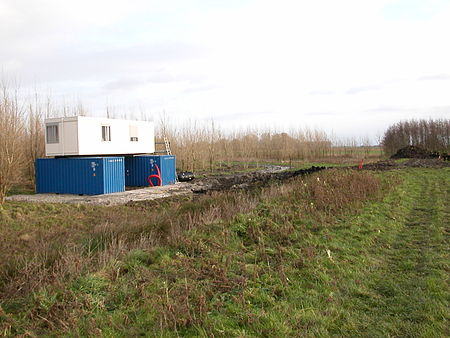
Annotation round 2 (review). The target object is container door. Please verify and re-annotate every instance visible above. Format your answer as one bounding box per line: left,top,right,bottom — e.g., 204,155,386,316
103,157,125,194
161,156,176,185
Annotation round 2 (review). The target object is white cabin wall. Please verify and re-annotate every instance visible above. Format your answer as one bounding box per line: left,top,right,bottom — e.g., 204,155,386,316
61,121,79,155
134,121,155,154
76,117,155,155
45,120,62,156
45,116,155,156
45,117,79,156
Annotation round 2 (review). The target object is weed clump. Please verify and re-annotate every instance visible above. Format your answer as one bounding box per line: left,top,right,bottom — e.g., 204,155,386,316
302,169,381,213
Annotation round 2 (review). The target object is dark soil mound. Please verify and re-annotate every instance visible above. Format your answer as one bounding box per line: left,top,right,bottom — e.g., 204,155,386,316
402,158,450,168
356,158,449,171
391,145,435,159
191,166,326,193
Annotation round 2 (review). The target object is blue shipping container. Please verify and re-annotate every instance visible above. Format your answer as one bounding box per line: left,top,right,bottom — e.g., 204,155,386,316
125,155,176,187
36,157,125,195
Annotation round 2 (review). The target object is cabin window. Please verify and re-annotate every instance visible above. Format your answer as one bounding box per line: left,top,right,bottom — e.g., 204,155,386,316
102,125,111,141
129,125,138,142
46,124,59,144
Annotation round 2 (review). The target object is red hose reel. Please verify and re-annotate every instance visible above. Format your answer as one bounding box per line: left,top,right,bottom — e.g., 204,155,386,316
147,164,162,186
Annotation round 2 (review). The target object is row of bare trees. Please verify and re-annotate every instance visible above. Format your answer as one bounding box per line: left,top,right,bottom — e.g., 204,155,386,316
160,123,334,171
382,119,450,156
156,119,381,172
0,85,379,203
0,86,47,203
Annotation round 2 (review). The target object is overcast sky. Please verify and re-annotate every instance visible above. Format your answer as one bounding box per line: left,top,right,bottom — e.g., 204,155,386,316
1,0,450,141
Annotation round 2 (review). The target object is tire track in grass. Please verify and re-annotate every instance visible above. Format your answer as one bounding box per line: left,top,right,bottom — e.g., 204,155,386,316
370,169,449,337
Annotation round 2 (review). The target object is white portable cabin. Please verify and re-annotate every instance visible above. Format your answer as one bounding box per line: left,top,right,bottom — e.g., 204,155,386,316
45,116,155,157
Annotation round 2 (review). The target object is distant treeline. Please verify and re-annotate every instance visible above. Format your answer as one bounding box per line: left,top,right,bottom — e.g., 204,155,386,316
158,121,376,172
382,119,450,156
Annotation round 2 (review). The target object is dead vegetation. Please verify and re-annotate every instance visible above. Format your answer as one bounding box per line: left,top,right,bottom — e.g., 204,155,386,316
0,168,387,335
0,84,48,204
0,169,380,301
0,86,26,203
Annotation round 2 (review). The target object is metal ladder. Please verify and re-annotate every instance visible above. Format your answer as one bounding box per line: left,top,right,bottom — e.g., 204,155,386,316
154,135,172,155
164,135,172,155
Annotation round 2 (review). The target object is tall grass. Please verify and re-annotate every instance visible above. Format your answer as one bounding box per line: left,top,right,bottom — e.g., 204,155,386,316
0,169,383,333
3,170,380,292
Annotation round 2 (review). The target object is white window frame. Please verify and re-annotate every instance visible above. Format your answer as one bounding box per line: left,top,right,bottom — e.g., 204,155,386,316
102,125,111,142
46,124,59,144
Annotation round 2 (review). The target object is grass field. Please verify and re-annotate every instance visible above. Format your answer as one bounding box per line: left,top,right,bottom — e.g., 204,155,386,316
0,167,448,336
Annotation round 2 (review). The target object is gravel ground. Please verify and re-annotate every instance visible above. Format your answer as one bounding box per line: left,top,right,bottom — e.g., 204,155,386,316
6,182,194,205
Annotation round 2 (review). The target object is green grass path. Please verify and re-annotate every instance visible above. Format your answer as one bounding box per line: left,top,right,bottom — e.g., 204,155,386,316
376,170,449,336
330,168,449,337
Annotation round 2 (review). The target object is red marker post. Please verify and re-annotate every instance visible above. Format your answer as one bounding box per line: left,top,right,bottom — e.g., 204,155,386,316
358,159,364,169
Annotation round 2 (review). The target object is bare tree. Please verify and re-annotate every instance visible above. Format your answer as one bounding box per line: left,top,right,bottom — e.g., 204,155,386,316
0,85,26,204
25,93,45,184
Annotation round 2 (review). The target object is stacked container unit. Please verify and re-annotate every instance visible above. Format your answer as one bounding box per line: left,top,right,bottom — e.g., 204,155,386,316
125,155,176,187
35,117,178,196
36,157,125,195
